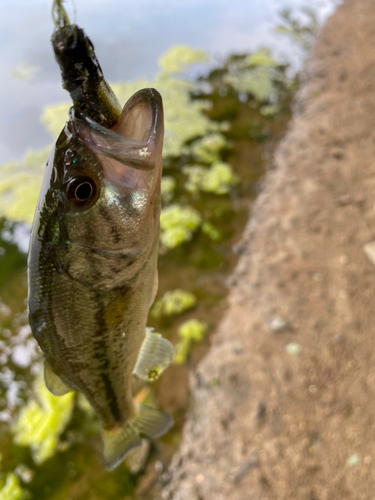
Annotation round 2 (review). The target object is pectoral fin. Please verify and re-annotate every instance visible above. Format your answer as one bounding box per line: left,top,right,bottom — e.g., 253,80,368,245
102,403,174,471
133,328,174,382
44,362,72,396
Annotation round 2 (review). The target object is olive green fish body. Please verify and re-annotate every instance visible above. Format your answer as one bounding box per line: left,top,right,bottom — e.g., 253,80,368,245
28,89,165,433
29,20,173,469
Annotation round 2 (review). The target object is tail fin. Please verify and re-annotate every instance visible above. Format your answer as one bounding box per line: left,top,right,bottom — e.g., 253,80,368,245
102,404,174,471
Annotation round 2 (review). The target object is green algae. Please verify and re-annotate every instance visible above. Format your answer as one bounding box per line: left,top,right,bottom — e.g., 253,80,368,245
158,45,209,74
161,176,176,204
0,45,226,225
190,133,229,164
201,221,222,241
260,103,281,117
151,289,197,319
160,205,202,249
0,473,30,500
183,162,238,195
174,320,208,365
113,77,219,159
41,45,220,161
12,375,74,465
245,49,279,68
224,66,279,102
0,147,50,225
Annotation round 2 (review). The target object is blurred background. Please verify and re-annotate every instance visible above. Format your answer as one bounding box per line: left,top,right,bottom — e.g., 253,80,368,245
0,1,337,499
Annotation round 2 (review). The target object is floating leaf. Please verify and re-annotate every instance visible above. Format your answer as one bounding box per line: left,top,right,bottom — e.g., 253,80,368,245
201,221,222,241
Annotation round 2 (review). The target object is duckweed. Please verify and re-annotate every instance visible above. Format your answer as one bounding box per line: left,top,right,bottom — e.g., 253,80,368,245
12,375,74,464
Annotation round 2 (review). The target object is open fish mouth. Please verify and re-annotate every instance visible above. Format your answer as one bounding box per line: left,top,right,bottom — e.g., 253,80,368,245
70,88,164,190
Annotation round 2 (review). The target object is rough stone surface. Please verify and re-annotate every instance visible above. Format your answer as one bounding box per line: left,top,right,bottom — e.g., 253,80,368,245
163,1,375,498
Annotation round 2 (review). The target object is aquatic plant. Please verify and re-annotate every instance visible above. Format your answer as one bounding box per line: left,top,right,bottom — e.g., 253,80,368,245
201,221,222,241
183,162,238,195
260,103,281,117
12,374,74,464
151,289,197,319
224,66,279,102
245,48,279,67
158,45,208,74
0,46,226,226
190,133,229,164
0,473,30,500
113,76,219,159
159,204,202,249
161,176,176,204
41,46,219,161
174,319,208,364
0,148,49,225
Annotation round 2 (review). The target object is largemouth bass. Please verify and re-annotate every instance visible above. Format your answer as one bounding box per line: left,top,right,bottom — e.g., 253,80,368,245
28,15,174,471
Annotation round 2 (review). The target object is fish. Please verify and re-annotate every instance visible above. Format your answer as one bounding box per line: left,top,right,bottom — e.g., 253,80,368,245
28,16,174,471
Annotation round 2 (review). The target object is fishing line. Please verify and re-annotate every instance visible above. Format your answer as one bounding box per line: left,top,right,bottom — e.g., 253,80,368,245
51,0,77,38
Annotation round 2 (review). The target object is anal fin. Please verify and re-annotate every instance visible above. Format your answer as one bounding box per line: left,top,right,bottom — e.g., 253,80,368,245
133,328,174,382
102,404,174,471
44,361,72,396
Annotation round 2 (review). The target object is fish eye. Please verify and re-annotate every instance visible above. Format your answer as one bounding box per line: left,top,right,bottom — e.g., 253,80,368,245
66,176,99,208
75,181,93,200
